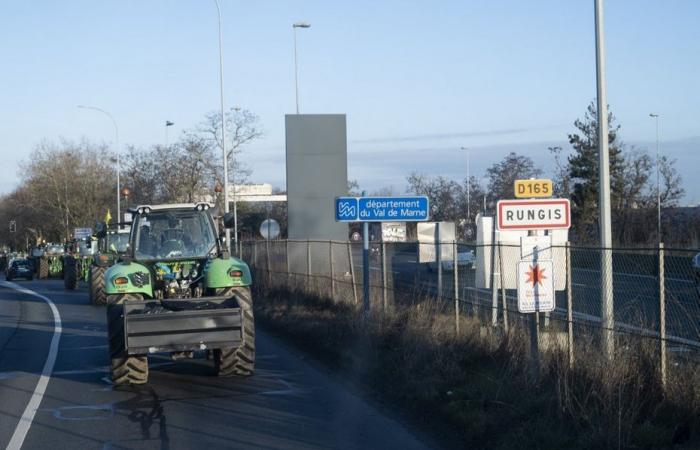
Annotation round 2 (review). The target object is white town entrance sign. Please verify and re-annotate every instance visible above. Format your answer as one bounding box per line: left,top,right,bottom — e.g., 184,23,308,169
496,199,571,231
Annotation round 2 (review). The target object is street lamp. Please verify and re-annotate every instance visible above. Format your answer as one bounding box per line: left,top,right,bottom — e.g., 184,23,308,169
77,105,120,221
649,113,661,242
213,0,234,251
165,120,174,147
293,22,311,114
460,146,470,223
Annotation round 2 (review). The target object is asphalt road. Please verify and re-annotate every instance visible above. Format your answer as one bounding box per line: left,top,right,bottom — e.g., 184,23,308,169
0,279,435,450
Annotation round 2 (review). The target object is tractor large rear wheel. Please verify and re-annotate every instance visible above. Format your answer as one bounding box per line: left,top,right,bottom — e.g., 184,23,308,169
214,287,255,377
63,258,77,290
107,293,148,385
38,258,48,279
89,266,107,305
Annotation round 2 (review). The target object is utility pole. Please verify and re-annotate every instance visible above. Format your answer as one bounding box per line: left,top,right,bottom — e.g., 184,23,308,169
595,0,614,359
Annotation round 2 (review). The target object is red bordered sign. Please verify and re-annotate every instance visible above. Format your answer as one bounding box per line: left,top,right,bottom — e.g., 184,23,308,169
497,199,571,230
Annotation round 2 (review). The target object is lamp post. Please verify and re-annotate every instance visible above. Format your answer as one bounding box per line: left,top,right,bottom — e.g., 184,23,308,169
78,105,120,221
594,0,614,359
165,120,174,147
649,113,661,242
460,146,470,223
293,22,311,114
213,0,234,251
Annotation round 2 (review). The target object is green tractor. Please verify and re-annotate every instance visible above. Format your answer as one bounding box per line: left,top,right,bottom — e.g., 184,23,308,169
88,222,131,305
37,243,65,279
102,203,254,385
64,237,98,290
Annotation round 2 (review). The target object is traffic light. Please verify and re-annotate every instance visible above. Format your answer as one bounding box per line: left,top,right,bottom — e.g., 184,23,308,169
9,221,16,233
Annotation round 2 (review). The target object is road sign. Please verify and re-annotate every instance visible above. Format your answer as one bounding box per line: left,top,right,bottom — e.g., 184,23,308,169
74,228,92,239
335,196,429,222
514,179,553,198
497,199,570,230
259,219,280,240
517,260,555,313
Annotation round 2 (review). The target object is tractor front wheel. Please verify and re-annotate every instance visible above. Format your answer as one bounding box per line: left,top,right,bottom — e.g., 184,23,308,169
38,258,49,279
64,258,77,290
89,266,107,305
107,293,148,384
214,287,255,377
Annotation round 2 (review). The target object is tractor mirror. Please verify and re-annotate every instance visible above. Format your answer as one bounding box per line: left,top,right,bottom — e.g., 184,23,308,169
94,221,107,238
223,212,235,229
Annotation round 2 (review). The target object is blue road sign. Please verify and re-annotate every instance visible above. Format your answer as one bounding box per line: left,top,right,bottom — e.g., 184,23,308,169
335,196,429,222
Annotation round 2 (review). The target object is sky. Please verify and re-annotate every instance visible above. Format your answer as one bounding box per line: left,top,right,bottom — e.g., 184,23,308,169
1,1,699,203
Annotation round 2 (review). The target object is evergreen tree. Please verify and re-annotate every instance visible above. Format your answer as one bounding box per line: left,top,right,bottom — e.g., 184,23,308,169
567,101,626,241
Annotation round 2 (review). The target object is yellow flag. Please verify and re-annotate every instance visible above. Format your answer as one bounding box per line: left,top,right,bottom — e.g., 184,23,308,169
105,209,112,224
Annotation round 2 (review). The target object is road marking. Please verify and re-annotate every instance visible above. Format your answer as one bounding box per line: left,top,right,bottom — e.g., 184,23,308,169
3,282,62,450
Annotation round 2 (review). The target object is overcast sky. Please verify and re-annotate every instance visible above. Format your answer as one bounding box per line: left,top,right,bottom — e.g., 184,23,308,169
1,1,698,203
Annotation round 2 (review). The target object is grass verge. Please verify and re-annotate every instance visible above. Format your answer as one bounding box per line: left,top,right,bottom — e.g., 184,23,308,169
254,282,700,450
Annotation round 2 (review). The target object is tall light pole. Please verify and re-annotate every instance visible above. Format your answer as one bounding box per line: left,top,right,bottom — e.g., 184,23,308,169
594,0,614,359
165,120,174,147
293,22,311,114
649,113,661,242
213,0,234,251
460,146,470,222
78,105,120,221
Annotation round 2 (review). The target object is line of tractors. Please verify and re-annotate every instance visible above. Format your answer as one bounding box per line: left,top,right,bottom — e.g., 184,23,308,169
14,203,254,386
23,223,130,305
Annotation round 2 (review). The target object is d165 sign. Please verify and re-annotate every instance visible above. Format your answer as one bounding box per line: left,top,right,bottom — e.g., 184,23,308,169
514,179,553,198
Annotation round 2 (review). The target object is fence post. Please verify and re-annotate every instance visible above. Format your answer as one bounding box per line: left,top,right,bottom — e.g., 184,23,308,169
329,241,335,301
490,227,499,327
453,240,460,334
566,241,574,367
498,241,509,333
306,240,311,294
286,240,291,289
266,238,271,287
437,223,443,300
348,241,358,305
659,242,667,389
381,241,388,311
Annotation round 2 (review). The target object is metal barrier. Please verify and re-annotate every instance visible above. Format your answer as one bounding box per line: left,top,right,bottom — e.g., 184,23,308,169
241,239,700,383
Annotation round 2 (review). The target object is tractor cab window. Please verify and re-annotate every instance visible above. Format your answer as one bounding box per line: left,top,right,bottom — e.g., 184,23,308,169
134,210,216,260
105,233,129,254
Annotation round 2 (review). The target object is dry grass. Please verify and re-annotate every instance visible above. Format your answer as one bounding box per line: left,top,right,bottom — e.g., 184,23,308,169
254,281,700,449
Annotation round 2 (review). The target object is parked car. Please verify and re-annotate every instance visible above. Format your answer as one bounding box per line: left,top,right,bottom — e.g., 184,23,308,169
428,250,476,272
6,258,33,281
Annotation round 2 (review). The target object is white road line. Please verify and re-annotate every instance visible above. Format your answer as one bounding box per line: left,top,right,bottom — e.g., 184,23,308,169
3,282,62,450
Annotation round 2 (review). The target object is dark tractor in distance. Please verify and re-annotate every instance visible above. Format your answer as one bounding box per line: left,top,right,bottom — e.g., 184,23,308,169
103,203,254,385
63,237,98,290
87,222,130,305
37,243,64,279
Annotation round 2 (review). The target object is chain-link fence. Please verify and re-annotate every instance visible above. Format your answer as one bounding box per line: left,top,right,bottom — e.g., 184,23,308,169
240,239,700,379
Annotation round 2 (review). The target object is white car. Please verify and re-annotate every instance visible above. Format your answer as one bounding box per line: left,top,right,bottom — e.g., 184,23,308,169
428,250,476,271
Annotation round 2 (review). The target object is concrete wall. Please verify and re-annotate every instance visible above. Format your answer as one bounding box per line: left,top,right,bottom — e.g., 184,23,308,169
285,114,349,273
285,114,348,241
